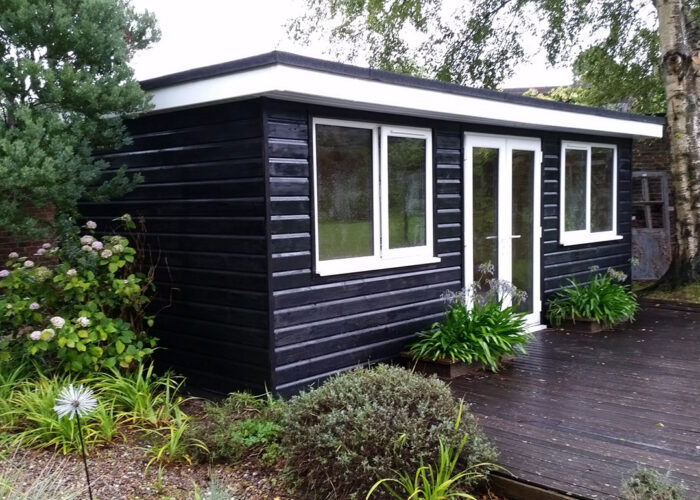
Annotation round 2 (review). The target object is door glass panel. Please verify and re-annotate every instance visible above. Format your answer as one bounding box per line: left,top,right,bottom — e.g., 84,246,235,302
512,150,534,314
387,136,427,248
590,146,614,232
472,147,499,280
564,149,587,231
316,124,374,260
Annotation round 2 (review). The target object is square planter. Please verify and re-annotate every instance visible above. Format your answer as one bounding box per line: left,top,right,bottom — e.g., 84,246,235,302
400,352,512,380
556,317,612,333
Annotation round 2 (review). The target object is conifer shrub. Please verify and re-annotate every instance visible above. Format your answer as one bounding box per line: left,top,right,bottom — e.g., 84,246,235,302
281,364,497,499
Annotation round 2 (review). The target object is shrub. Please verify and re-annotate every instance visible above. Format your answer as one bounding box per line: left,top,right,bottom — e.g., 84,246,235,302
282,364,498,499
547,267,638,326
0,217,156,374
409,262,531,371
621,468,685,500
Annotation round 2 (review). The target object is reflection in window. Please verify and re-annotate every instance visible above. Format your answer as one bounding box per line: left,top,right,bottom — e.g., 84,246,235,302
564,149,587,231
388,136,426,249
591,147,614,232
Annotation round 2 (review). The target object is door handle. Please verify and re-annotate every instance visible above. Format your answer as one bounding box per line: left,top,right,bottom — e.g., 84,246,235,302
485,235,498,240
511,235,521,239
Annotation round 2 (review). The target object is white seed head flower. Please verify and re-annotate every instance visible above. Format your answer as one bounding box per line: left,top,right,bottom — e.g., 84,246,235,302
85,220,97,230
0,270,9,278
66,268,77,277
29,302,40,310
49,316,65,329
42,243,52,249
91,241,103,251
80,235,95,245
23,260,35,269
8,252,19,259
35,248,46,256
81,245,93,252
41,328,55,341
100,249,112,259
54,384,97,420
77,316,91,328
29,330,42,341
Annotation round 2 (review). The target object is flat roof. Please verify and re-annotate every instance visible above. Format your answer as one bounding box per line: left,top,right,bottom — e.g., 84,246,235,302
140,51,664,139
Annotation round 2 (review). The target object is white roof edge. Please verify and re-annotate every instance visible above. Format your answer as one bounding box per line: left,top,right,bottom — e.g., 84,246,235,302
148,64,664,139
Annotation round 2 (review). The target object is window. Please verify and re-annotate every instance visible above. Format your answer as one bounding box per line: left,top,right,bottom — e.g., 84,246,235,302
313,118,437,275
560,142,620,245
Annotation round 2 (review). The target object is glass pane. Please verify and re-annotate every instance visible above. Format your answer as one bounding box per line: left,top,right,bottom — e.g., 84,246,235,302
316,124,373,261
473,147,499,280
388,136,427,249
512,150,534,314
591,147,614,232
564,149,587,231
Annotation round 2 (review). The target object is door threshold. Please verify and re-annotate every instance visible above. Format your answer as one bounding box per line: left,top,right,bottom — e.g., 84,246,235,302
526,323,548,333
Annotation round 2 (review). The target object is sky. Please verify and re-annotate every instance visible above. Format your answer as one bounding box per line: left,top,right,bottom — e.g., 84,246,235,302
128,0,574,89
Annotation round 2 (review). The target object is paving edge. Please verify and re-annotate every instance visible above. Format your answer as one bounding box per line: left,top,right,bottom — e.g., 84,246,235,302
639,298,700,313
490,474,587,500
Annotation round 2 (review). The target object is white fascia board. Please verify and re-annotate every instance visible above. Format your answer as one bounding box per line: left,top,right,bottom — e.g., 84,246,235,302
149,65,664,139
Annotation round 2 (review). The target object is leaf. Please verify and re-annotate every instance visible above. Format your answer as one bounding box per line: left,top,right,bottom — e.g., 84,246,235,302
116,340,125,354
108,262,119,273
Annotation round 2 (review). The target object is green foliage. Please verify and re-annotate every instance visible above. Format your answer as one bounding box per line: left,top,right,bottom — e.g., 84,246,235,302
189,391,285,465
282,364,497,499
409,265,531,372
621,468,685,500
145,411,208,467
0,220,156,374
0,0,160,238
547,267,639,326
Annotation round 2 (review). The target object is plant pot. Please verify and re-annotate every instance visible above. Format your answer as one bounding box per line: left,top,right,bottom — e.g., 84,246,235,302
399,352,513,379
555,317,612,333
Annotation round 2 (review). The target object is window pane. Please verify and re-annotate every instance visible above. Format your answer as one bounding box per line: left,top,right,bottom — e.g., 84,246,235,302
564,149,587,231
591,147,614,232
512,150,534,314
388,136,427,249
316,124,373,261
473,147,499,280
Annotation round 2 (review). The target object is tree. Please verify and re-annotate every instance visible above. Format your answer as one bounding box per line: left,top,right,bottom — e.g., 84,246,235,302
290,0,700,284
0,0,159,240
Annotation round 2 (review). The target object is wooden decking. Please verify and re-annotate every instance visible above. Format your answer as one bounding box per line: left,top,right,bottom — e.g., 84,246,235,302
452,306,700,499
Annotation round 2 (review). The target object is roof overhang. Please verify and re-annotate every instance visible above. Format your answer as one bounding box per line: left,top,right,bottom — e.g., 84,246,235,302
143,54,664,139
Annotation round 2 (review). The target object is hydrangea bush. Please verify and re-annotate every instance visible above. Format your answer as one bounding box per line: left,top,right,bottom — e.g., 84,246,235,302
0,218,156,374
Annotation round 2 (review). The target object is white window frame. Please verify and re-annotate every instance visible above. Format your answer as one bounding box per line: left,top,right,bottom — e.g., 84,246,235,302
560,141,621,246
312,118,438,276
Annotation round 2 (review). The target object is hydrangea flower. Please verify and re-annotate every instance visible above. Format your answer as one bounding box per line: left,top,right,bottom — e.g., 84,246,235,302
91,241,103,251
53,384,97,420
77,316,91,328
29,330,42,341
23,260,34,268
41,328,55,341
42,243,52,249
0,270,9,278
100,249,112,259
66,268,77,277
50,316,65,329
29,302,40,310
35,248,46,256
81,245,93,252
112,244,124,254
8,252,19,259
85,220,97,230
80,235,95,245
5,304,12,309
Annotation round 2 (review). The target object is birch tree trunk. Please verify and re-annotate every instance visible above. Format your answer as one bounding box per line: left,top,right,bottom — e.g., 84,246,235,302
654,0,700,284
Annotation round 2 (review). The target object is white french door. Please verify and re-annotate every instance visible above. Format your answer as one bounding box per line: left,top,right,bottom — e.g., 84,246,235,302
464,134,542,326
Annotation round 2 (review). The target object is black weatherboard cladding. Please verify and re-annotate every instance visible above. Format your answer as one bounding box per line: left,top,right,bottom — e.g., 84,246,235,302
80,99,271,395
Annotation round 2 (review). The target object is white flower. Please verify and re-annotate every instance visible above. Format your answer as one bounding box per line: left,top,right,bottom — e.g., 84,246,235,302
53,384,97,420
35,248,46,256
42,243,52,249
80,235,95,245
100,249,112,259
85,220,97,230
29,302,40,310
77,316,91,328
112,244,124,254
5,304,12,309
81,245,93,252
123,279,129,284
29,330,42,341
0,270,9,278
49,316,65,329
91,241,103,251
23,260,35,269
66,268,77,277
41,328,55,341
8,252,19,259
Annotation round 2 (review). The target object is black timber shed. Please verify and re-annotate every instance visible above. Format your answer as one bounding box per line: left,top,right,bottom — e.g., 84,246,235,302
82,52,664,396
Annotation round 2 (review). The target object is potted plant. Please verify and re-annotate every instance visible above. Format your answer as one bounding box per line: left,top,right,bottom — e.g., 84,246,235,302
546,267,638,332
404,263,532,379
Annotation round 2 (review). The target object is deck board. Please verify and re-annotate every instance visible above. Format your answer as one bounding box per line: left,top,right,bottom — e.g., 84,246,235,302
452,307,700,499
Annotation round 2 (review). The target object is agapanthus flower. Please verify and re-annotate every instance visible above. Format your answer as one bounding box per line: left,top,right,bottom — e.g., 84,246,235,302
100,249,112,259
23,260,34,268
0,270,9,278
42,243,52,250
81,245,93,252
77,316,91,328
29,330,42,341
8,252,19,259
29,302,40,310
66,268,77,277
85,220,97,230
50,316,66,329
35,248,46,256
91,241,103,251
53,384,97,420
41,328,55,341
80,235,95,245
